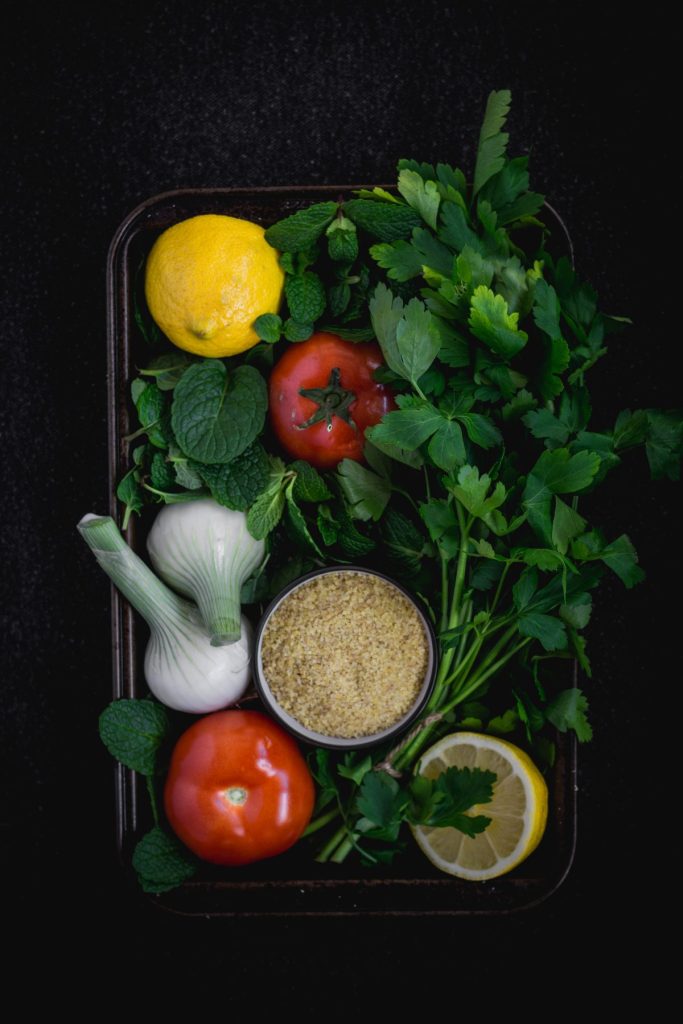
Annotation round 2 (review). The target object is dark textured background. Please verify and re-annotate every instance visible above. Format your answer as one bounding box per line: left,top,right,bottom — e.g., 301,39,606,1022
2,0,679,979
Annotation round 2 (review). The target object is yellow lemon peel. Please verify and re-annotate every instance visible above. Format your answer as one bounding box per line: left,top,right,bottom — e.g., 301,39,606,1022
411,731,548,881
145,214,284,358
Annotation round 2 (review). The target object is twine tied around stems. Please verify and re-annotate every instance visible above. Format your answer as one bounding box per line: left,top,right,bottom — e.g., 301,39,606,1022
373,713,445,778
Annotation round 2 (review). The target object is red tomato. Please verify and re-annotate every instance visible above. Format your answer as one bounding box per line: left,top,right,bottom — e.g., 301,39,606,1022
268,331,395,469
164,711,315,866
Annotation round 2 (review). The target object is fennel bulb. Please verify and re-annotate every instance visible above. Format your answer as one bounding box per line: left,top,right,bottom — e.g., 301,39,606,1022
78,514,252,713
146,499,265,646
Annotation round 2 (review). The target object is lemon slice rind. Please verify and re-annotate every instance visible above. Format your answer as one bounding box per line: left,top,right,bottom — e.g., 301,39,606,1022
411,731,548,882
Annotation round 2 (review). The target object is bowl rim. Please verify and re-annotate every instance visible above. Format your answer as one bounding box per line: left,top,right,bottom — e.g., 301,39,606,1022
253,564,439,750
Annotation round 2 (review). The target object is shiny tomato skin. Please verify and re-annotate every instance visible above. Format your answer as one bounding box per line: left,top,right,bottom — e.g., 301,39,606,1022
163,710,315,866
269,331,395,469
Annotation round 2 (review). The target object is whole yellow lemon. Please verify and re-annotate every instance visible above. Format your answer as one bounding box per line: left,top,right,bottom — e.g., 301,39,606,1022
145,214,284,358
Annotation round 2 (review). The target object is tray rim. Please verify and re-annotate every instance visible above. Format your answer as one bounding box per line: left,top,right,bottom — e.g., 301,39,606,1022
105,184,578,916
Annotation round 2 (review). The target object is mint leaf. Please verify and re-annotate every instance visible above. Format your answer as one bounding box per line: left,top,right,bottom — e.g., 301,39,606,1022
135,382,168,449
337,459,391,521
397,168,440,229
116,468,144,528
172,361,267,464
99,699,169,776
546,688,593,742
174,458,204,491
150,452,176,491
326,215,359,262
253,313,282,343
264,201,338,252
132,827,197,893
139,352,193,391
246,464,287,539
284,318,314,342
285,272,326,323
381,507,428,575
344,198,421,241
291,460,332,503
285,480,324,557
197,442,270,511
473,89,511,196
469,285,528,358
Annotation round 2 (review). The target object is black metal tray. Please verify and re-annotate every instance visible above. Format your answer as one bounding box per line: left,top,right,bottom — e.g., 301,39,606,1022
106,185,577,915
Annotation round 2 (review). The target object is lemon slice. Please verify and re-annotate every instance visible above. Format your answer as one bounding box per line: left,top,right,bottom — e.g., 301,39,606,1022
411,731,548,881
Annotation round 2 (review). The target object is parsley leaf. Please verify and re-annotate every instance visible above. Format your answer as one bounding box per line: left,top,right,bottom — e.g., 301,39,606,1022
397,168,441,230
469,285,528,358
395,298,442,386
473,89,511,196
337,459,391,521
367,404,444,451
545,688,593,742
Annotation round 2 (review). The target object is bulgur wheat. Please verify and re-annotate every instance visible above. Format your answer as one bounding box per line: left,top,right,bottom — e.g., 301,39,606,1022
260,571,429,738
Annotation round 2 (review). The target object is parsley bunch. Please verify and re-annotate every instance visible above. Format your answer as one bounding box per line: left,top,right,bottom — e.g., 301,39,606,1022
257,90,682,865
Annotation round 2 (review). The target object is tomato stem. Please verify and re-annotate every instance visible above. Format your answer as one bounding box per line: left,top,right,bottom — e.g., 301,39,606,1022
297,368,357,432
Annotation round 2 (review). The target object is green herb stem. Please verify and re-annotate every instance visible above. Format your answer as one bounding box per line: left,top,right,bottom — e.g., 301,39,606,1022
146,773,160,827
315,824,347,863
302,807,340,838
330,836,355,863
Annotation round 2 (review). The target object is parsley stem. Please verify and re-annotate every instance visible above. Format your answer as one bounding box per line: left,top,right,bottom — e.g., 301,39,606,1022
330,836,355,863
444,638,532,709
446,620,518,693
315,824,347,863
440,554,449,633
392,486,420,513
303,807,340,838
490,561,511,616
146,774,160,828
